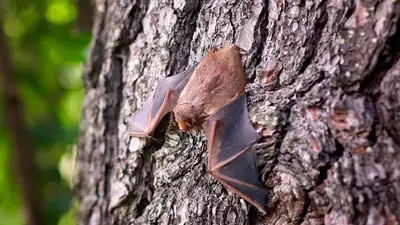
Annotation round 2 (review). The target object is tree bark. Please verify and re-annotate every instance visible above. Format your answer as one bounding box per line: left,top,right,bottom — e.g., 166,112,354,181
76,0,400,224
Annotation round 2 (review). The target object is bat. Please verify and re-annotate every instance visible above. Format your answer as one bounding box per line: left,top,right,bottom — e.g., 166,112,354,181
127,44,267,213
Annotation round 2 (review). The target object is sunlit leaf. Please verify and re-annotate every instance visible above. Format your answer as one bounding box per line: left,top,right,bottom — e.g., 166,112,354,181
0,136,23,225
58,145,76,188
59,64,83,89
59,89,84,127
46,1,77,25
19,83,50,124
4,18,25,38
20,6,40,31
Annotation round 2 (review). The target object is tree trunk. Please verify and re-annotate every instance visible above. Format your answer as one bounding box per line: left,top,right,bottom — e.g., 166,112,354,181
76,0,400,224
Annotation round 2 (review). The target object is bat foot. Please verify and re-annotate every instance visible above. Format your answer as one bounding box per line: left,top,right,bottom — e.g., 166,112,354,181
254,124,275,137
207,167,214,176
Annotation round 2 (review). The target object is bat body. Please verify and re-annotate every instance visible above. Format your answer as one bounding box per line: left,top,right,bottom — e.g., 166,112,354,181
174,45,247,131
127,44,266,213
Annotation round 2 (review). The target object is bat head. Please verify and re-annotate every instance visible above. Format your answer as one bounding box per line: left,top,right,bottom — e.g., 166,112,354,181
173,103,205,132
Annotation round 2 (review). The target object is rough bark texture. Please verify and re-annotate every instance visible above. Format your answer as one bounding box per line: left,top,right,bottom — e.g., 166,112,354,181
76,0,400,224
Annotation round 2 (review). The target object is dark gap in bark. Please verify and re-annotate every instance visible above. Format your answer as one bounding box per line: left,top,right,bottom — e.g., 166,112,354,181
367,115,378,146
221,185,229,195
228,9,236,43
296,71,325,98
166,1,201,76
84,40,104,90
333,139,345,160
314,139,345,185
83,0,110,90
118,0,149,46
274,102,295,152
110,57,124,116
136,196,150,219
102,56,124,224
101,163,113,223
317,157,331,184
298,5,328,75
247,3,269,83
249,205,273,225
346,1,356,20
248,206,259,224
313,139,345,188
298,194,311,225
360,19,400,96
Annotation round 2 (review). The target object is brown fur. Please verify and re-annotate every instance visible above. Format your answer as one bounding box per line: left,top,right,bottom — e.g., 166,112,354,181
173,44,246,131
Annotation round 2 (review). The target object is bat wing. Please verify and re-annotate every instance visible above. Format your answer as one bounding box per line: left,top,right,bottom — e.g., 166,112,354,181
127,65,197,137
203,94,267,213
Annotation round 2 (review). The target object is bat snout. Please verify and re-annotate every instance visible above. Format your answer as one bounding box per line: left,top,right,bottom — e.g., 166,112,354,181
176,118,203,132
177,120,191,132
178,125,189,132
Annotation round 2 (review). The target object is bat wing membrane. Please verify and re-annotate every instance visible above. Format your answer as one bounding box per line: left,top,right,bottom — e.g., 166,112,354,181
203,94,266,213
127,65,197,137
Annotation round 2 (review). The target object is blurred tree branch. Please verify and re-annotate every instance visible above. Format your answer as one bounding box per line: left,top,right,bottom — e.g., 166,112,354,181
76,0,94,32
0,26,45,225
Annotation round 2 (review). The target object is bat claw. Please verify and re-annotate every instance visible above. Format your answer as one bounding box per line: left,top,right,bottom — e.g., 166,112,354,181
254,124,275,137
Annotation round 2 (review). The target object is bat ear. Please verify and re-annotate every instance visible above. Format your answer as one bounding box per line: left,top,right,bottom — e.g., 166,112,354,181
235,45,246,55
207,47,217,55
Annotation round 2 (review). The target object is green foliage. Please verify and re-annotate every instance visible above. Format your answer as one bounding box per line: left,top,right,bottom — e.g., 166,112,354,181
0,0,91,224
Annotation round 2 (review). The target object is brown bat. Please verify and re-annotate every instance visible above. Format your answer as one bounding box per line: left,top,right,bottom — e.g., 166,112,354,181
127,44,266,212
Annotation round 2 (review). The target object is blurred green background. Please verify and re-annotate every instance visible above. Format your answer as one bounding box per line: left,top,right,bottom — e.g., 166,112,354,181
0,0,92,224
